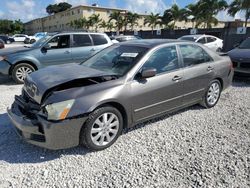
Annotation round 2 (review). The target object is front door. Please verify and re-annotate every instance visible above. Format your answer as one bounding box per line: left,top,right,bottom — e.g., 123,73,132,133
178,44,215,104
39,34,72,68
130,45,184,122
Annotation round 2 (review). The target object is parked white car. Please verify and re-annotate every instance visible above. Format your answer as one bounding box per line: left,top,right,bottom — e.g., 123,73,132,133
178,34,223,52
12,34,29,42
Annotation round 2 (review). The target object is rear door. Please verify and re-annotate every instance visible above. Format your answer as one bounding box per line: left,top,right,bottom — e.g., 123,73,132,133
130,45,184,122
71,34,95,63
178,44,215,104
38,34,72,67
205,37,218,51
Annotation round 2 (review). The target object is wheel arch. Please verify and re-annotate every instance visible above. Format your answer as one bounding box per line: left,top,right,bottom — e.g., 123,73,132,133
214,77,224,90
9,61,38,75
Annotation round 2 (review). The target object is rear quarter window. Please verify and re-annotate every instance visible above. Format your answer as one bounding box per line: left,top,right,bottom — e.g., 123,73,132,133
91,34,108,45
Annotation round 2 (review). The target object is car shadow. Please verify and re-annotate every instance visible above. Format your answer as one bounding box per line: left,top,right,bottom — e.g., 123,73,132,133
233,76,250,87
0,113,90,164
0,75,16,85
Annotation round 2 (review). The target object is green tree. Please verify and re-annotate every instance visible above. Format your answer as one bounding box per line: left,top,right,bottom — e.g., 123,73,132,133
99,21,107,31
46,2,72,14
69,17,88,30
194,0,228,28
228,0,250,27
0,19,24,34
185,3,200,28
127,12,140,31
144,13,161,34
88,14,102,32
163,4,187,29
109,11,124,33
106,22,114,32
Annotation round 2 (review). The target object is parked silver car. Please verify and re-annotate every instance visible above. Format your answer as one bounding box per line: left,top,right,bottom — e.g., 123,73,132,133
0,32,113,83
8,39,233,151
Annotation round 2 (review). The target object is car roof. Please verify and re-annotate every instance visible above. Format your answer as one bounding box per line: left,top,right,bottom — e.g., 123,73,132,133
118,39,185,48
56,32,107,35
181,34,216,38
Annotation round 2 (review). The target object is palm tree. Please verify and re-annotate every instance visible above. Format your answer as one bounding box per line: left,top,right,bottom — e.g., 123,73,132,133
69,17,88,29
163,4,187,29
109,11,124,33
99,21,107,32
144,13,161,34
106,22,114,32
127,12,140,31
88,14,102,32
228,0,250,27
185,3,200,28
195,0,228,28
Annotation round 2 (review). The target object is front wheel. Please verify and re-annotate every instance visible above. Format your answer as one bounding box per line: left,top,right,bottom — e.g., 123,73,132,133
80,106,123,151
200,80,221,108
12,63,35,84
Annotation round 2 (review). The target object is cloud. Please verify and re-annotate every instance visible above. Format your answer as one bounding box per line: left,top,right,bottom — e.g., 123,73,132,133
216,9,248,22
5,0,46,22
54,0,88,6
124,0,167,15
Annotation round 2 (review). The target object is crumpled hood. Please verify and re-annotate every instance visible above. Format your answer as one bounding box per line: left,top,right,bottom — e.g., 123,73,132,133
24,63,114,104
227,48,250,61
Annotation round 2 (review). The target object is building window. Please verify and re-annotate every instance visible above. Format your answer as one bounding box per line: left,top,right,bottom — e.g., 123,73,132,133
72,11,74,15
88,9,94,13
107,10,111,16
78,9,81,14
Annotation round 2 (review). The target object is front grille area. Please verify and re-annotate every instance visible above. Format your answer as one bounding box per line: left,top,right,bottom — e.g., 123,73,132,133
240,63,250,69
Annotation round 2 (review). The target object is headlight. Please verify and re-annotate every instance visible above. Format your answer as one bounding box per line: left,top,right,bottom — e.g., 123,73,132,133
45,99,75,120
0,56,7,61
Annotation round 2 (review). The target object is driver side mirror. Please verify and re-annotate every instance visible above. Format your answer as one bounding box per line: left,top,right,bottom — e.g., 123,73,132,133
41,43,51,53
139,67,157,79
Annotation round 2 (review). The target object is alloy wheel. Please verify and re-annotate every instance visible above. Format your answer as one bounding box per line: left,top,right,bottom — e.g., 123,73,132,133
16,66,33,82
90,113,119,146
207,82,220,106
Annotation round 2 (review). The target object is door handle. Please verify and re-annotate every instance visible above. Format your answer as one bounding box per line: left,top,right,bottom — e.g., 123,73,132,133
64,50,70,54
90,48,96,52
207,66,214,71
172,75,182,81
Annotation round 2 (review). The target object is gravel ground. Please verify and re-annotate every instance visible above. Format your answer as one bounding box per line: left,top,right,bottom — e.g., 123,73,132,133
0,75,249,188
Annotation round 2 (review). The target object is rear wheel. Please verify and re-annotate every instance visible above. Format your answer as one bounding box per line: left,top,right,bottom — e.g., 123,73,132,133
12,63,35,84
80,106,123,151
200,80,221,108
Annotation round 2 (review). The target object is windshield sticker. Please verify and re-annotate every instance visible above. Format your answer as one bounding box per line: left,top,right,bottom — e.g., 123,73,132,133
120,53,138,58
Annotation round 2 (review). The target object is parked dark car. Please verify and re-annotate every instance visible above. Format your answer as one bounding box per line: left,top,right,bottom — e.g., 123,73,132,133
0,39,5,49
111,35,142,42
227,37,250,76
0,32,113,84
8,39,233,151
0,35,14,44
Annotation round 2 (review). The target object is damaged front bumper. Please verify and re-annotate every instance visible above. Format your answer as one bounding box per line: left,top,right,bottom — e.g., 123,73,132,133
7,95,88,150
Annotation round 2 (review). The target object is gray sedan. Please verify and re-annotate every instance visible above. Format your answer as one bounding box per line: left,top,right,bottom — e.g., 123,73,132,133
8,39,233,151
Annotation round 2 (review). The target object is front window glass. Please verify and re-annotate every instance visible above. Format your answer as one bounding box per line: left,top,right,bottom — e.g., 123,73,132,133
142,46,179,74
197,37,206,44
32,35,51,48
239,38,250,49
47,35,70,49
81,45,148,76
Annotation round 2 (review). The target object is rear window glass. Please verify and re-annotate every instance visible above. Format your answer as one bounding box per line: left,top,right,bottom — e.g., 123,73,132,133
73,34,92,47
207,37,216,43
91,34,108,45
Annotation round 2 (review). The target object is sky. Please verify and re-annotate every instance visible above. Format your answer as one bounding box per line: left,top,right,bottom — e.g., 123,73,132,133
0,0,245,23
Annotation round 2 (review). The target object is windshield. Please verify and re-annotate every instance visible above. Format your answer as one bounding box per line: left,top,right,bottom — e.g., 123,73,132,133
31,35,52,48
179,36,197,42
81,45,148,76
239,38,250,49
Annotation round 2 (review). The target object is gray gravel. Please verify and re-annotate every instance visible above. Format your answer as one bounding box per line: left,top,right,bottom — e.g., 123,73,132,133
0,75,249,188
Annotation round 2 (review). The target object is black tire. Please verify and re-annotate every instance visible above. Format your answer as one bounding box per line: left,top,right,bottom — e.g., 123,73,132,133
30,39,36,44
80,106,123,151
12,63,35,84
200,80,222,108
